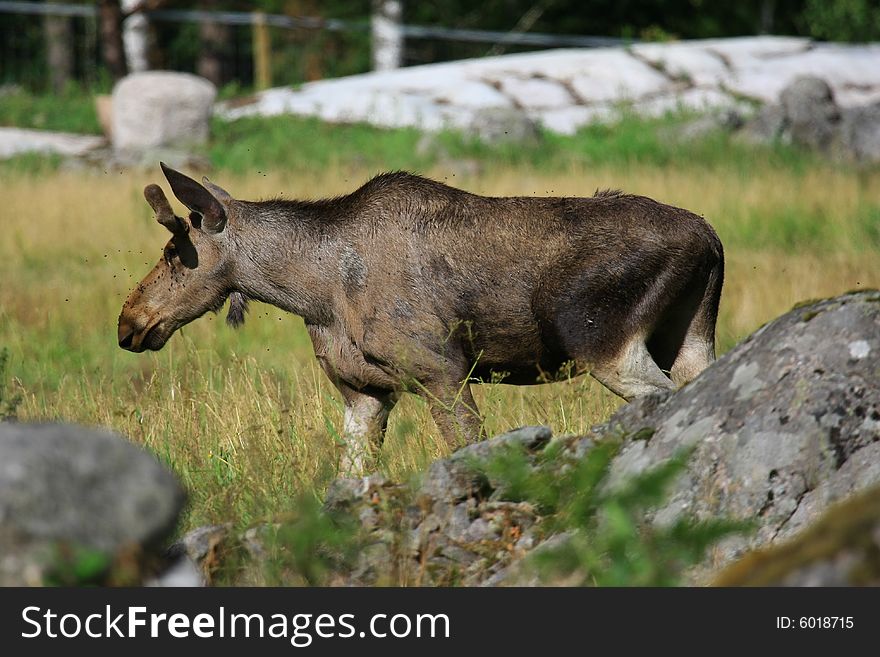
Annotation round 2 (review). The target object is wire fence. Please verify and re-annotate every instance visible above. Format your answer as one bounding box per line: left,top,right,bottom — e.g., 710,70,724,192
0,1,633,92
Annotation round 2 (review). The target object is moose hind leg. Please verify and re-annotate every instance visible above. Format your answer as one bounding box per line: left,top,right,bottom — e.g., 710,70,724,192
339,388,396,476
669,334,715,387
589,338,675,402
668,249,723,387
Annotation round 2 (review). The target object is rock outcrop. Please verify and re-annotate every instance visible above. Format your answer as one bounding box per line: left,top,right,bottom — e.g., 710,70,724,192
605,290,880,577
218,37,880,137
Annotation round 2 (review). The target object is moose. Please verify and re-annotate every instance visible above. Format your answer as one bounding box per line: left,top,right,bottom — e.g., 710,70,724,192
118,164,723,474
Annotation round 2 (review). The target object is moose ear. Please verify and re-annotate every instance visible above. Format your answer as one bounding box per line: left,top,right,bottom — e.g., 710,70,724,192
160,162,227,234
144,184,188,235
202,176,233,204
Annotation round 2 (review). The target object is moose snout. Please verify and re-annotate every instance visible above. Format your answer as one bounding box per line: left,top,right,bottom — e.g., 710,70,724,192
117,317,139,351
119,320,134,349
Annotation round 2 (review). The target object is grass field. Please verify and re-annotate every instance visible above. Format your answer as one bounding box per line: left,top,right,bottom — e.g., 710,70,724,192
1,111,879,537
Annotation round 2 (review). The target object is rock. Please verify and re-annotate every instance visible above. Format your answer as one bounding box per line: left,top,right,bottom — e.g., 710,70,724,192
606,290,880,576
533,105,616,136
112,71,216,154
241,523,280,560
167,523,231,561
779,76,841,151
736,104,786,144
639,88,743,119
737,75,880,162
0,127,105,160
663,108,746,142
630,41,731,87
497,77,574,110
564,49,672,102
467,107,542,146
325,474,390,511
712,485,880,586
218,38,880,137
431,80,511,109
0,422,185,585
165,523,231,584
146,557,205,587
419,425,552,502
837,102,880,163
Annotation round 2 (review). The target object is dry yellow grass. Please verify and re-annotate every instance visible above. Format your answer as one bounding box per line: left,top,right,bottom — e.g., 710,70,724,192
1,161,878,529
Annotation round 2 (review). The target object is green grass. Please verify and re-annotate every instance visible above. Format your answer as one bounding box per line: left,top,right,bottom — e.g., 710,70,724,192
210,114,433,174
209,110,823,177
0,86,102,134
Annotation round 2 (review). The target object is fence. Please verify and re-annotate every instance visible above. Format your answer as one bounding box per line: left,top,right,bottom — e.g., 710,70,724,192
0,1,631,92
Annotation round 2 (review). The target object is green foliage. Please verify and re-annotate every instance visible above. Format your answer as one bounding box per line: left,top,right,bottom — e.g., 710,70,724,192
0,85,102,134
0,347,23,421
43,545,111,586
804,0,880,42
477,437,751,586
263,493,361,586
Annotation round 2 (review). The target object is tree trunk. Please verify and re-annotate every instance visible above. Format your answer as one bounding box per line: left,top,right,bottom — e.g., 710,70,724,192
759,0,776,34
197,0,230,86
98,0,128,80
371,0,403,71
121,0,150,73
44,2,74,93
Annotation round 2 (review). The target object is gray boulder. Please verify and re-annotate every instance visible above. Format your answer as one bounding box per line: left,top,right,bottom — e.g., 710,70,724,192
779,76,841,151
737,104,787,144
838,102,880,163
0,423,186,585
607,290,880,576
467,107,543,146
112,71,216,155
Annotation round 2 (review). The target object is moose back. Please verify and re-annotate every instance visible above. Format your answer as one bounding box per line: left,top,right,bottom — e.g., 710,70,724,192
118,164,723,474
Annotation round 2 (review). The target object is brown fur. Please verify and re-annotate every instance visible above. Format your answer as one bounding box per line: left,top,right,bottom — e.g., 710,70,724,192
119,165,724,474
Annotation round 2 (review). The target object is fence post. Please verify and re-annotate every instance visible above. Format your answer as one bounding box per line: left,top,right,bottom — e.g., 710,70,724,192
252,12,272,90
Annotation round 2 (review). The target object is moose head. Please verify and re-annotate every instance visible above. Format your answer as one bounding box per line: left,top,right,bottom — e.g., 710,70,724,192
117,163,247,352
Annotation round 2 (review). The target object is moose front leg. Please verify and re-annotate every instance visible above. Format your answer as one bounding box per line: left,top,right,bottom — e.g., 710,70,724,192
337,383,397,476
307,324,399,475
422,378,483,449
